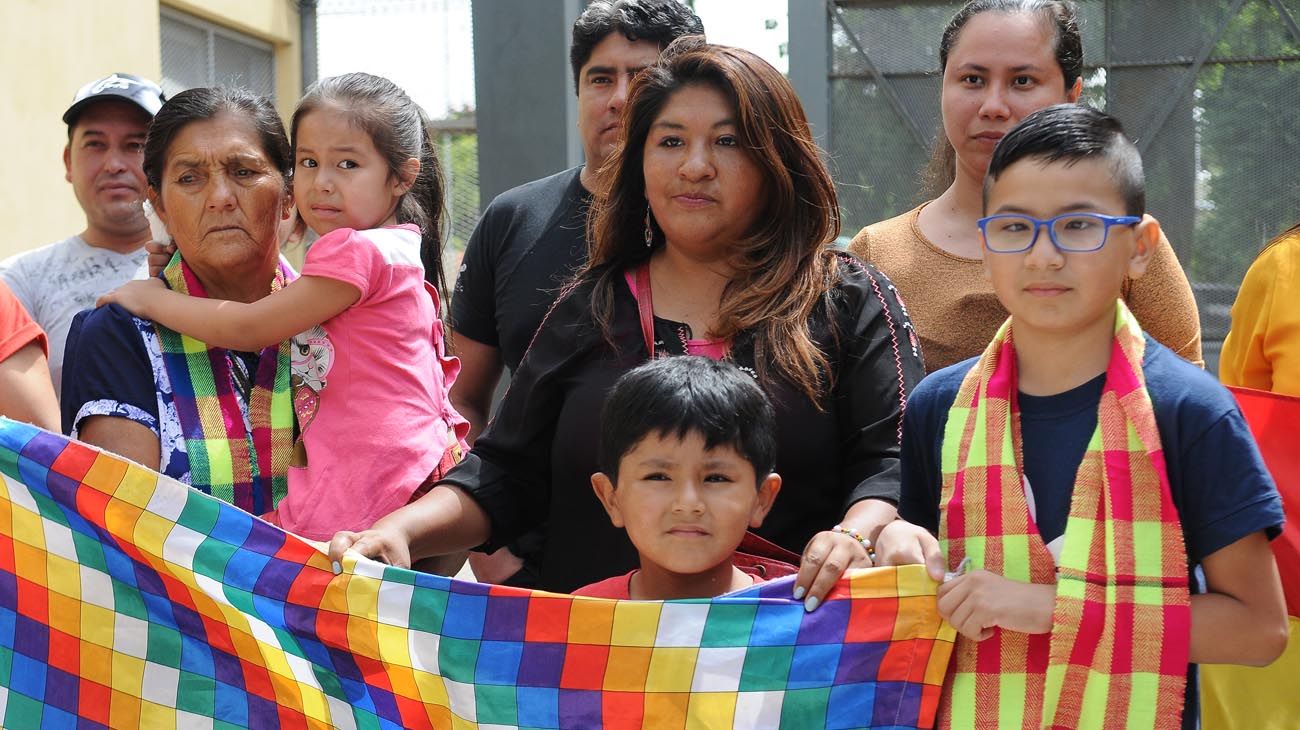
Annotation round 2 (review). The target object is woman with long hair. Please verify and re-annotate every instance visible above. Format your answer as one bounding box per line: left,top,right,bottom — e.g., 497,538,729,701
329,38,925,608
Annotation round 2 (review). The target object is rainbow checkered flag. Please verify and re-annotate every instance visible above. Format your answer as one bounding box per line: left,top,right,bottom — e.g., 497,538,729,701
0,419,954,729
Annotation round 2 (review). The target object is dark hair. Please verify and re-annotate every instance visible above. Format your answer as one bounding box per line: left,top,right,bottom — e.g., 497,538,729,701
923,0,1084,196
570,0,705,90
292,73,448,297
144,87,292,194
585,38,843,405
984,104,1144,215
598,356,777,482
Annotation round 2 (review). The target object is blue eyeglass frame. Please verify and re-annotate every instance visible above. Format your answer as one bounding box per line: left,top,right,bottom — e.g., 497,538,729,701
977,212,1142,253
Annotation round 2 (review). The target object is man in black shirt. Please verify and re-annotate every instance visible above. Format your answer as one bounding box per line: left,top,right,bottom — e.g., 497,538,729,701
450,0,704,585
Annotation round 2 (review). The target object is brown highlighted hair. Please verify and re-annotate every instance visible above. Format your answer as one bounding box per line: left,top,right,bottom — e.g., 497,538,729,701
584,37,842,404
292,73,448,296
922,0,1083,197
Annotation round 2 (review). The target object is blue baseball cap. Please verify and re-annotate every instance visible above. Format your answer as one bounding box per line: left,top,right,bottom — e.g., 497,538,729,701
63,73,166,126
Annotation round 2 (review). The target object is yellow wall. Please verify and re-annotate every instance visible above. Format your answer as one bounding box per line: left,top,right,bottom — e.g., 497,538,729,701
1,0,162,259
0,0,300,260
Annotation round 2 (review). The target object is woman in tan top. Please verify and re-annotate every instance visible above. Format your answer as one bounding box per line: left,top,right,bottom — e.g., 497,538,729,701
850,0,1202,372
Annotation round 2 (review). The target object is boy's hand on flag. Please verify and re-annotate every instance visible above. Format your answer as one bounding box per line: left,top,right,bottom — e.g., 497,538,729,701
936,570,1056,641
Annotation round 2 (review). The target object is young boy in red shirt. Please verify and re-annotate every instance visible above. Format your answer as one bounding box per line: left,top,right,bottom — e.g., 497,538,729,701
573,356,783,599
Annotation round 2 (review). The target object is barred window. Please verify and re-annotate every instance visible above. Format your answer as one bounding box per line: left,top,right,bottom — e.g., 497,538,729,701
160,8,276,102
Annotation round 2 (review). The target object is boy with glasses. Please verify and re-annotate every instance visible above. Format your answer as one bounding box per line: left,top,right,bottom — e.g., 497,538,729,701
881,104,1287,729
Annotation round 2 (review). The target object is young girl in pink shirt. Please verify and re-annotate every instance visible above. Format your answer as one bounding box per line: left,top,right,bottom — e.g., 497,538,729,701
102,73,469,543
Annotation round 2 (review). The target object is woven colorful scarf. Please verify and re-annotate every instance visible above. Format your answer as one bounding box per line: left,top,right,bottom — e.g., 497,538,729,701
937,300,1191,729
156,254,294,514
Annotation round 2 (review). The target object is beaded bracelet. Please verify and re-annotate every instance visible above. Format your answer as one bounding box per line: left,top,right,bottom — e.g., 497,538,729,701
831,524,874,556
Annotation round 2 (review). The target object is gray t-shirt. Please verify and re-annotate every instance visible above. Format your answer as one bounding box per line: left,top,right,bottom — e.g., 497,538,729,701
0,235,147,399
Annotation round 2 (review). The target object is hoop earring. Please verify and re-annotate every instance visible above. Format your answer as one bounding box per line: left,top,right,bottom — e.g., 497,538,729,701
644,204,654,248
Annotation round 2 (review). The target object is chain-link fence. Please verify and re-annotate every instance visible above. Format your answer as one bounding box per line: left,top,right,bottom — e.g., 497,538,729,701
429,117,481,268
829,0,1300,373
159,9,276,103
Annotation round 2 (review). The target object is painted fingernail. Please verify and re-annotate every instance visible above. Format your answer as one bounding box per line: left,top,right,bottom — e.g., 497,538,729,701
792,585,806,600
803,596,820,613
331,560,341,575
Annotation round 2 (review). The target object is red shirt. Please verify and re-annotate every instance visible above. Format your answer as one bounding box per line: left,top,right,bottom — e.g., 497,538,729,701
0,282,47,362
571,568,765,599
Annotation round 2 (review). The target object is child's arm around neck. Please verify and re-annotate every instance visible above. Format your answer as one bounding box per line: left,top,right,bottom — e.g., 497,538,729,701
98,275,360,352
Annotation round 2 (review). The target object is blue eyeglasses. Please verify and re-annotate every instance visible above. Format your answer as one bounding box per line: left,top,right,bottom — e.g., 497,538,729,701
977,213,1141,253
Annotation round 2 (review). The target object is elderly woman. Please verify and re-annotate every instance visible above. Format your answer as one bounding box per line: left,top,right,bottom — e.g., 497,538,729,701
330,38,926,606
61,88,296,514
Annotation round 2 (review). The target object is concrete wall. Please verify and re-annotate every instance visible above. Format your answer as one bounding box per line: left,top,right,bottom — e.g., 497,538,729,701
472,0,585,205
787,0,829,148
0,0,301,260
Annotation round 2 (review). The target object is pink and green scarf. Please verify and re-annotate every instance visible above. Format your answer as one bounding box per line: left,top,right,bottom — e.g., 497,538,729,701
937,300,1191,729
156,255,294,514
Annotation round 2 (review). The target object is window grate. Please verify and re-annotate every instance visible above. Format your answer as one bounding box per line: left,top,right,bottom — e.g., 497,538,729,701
160,8,276,103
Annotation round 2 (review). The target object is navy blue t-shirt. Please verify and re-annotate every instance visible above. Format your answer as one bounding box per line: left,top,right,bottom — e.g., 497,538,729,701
450,166,591,372
1017,372,1105,546
899,335,1284,730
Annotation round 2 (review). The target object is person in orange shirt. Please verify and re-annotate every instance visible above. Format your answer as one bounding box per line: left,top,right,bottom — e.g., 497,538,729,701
0,282,59,431
1205,227,1300,730
1220,226,1300,395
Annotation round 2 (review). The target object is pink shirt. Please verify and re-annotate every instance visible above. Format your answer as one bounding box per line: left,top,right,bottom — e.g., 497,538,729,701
274,224,469,540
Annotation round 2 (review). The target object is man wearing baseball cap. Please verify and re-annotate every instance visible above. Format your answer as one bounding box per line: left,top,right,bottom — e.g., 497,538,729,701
1,73,164,401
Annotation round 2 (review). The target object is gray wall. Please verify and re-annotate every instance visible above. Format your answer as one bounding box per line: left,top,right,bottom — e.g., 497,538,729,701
787,1,830,147
472,0,586,204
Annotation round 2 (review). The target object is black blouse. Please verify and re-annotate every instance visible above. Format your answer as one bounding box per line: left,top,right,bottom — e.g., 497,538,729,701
440,252,926,592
